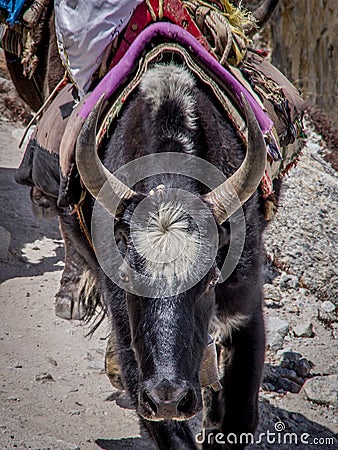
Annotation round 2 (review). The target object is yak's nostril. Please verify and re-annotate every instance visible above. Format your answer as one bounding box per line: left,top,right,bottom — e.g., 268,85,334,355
177,388,195,414
139,382,200,420
142,389,158,415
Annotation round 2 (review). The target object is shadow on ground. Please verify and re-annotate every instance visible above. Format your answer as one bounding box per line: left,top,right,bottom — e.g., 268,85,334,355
95,400,337,450
0,167,63,282
96,437,154,450
250,401,337,449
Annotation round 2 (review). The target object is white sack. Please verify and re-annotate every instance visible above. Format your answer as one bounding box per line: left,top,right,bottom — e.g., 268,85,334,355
54,0,143,97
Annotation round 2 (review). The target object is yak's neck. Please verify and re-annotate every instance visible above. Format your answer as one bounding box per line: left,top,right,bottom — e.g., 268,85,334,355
139,64,199,155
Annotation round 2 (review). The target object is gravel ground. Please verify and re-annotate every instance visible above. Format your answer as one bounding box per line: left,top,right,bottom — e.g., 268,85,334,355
251,124,338,449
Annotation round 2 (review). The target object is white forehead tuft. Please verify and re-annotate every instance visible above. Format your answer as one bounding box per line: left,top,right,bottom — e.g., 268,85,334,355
132,201,200,285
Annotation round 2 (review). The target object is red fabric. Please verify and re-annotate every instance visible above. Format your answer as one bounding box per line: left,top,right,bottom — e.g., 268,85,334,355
110,0,214,67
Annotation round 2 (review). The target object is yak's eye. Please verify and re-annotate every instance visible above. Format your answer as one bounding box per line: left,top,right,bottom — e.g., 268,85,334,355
118,258,130,284
119,271,129,283
208,268,221,288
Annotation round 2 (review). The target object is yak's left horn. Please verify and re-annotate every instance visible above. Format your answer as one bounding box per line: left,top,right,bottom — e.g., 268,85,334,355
203,94,266,224
76,95,137,214
244,0,280,37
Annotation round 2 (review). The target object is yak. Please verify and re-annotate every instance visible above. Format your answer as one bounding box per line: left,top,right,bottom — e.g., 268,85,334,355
72,64,268,449
7,0,289,448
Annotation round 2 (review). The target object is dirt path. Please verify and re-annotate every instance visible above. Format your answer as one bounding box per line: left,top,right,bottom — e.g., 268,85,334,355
0,118,152,450
0,115,337,450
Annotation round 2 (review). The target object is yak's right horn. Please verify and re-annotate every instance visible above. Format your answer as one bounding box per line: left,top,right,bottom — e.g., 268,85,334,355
244,0,280,37
76,95,137,215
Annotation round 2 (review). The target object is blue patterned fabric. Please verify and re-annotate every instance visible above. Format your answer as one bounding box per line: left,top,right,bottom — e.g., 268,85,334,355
0,0,26,25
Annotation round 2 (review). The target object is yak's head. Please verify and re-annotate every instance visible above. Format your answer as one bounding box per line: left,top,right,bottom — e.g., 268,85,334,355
75,67,266,421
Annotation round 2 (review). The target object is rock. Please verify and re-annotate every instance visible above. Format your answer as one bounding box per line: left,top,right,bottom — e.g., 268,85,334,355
266,331,285,351
263,284,282,302
302,374,338,407
0,226,11,260
280,351,302,370
320,301,336,313
277,377,302,394
333,323,338,340
263,365,279,384
295,358,313,378
266,317,289,350
35,372,54,382
69,410,81,416
276,367,304,385
279,274,299,291
293,322,314,338
92,347,105,356
318,304,337,325
261,382,276,391
266,317,289,337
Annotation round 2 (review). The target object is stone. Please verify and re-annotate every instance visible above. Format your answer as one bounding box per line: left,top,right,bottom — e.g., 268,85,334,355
7,397,19,401
69,410,81,415
0,226,11,260
318,304,337,325
35,372,54,382
302,375,338,408
263,284,282,302
277,377,302,394
263,365,279,384
295,358,313,378
266,317,290,336
261,382,276,391
276,367,304,385
266,331,285,351
293,322,314,338
266,317,289,350
321,301,336,313
280,351,302,370
279,274,299,291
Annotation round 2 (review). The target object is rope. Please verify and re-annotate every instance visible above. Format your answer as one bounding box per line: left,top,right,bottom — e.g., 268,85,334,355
183,0,253,66
146,0,157,21
159,0,164,19
19,71,69,147
76,205,94,251
71,190,95,251
146,0,164,21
